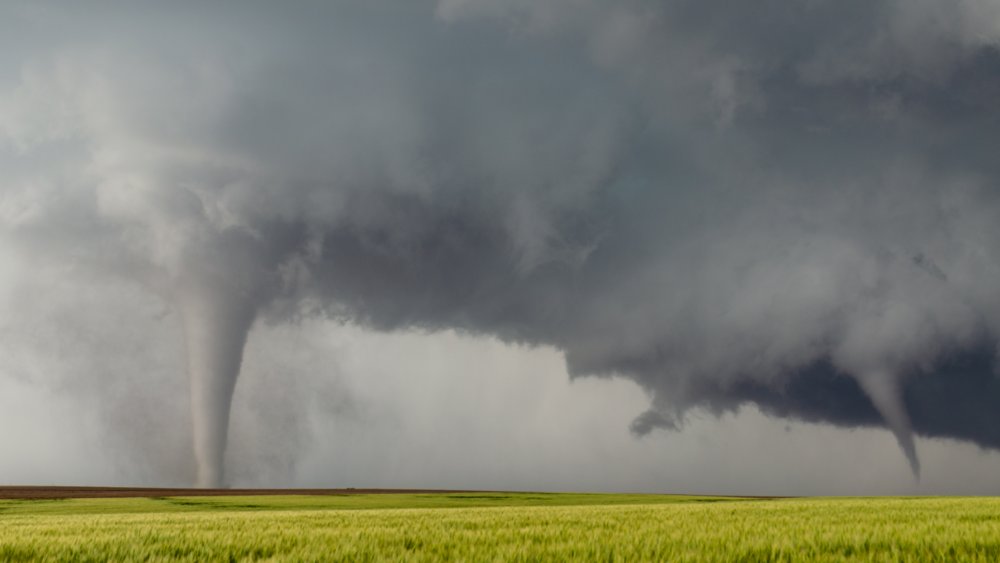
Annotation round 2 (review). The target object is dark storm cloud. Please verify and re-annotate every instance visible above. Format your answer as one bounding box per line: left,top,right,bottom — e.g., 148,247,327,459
3,0,1000,482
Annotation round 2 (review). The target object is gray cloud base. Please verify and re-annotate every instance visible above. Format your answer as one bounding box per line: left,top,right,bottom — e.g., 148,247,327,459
3,0,1000,482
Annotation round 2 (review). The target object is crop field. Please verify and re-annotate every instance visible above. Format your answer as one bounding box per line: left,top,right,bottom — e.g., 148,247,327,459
2,492,1000,561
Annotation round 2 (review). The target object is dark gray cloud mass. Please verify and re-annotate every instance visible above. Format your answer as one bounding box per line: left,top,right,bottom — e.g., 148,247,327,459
3,0,1000,485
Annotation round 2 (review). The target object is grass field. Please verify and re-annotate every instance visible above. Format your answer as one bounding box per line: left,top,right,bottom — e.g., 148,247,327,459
3,492,1000,561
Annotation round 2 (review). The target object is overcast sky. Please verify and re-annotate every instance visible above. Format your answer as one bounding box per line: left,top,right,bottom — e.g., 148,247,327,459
3,1,1000,493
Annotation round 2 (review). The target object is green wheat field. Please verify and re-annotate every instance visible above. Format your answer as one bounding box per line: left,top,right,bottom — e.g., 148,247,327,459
3,493,1000,561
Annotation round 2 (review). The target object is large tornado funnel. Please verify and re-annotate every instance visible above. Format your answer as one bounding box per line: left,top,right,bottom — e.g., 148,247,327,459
178,279,256,488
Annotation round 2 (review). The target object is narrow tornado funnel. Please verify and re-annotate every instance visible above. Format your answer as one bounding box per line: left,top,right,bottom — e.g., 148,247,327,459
858,372,920,478
177,278,257,488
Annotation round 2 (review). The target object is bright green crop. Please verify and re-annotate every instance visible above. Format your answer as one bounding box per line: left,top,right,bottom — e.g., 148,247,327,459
2,494,999,561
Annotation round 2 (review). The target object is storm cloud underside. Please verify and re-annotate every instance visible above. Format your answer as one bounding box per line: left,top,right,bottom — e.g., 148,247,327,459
3,1,1000,484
